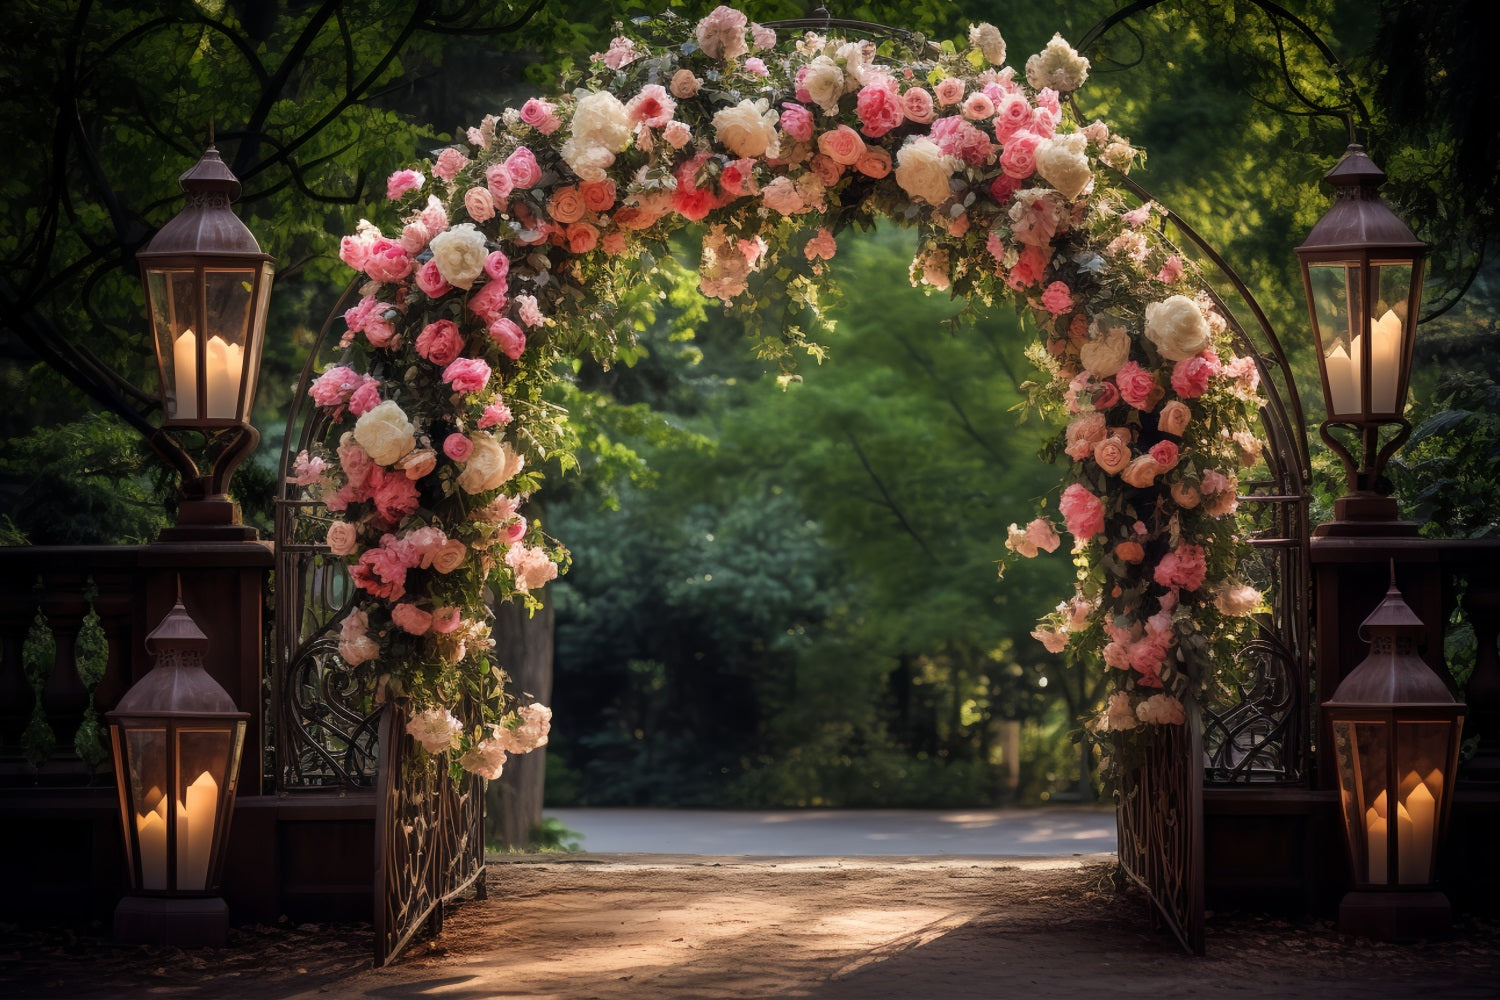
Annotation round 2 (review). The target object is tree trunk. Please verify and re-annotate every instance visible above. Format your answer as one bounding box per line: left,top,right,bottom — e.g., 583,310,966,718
485,591,554,850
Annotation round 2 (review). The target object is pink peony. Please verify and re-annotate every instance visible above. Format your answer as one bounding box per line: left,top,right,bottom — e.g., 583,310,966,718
1153,543,1208,591
479,403,513,429
1039,280,1073,316
442,357,492,394
415,320,465,366
1115,360,1161,412
504,147,542,189
1170,354,1216,398
1058,483,1105,543
1026,517,1061,553
780,103,814,142
391,603,434,636
695,4,749,61
386,169,424,200
855,78,904,138
999,131,1042,178
369,468,421,523
488,317,527,359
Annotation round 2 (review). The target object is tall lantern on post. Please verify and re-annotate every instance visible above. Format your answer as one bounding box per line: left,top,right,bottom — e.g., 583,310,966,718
107,591,249,946
1295,144,1426,536
1324,569,1465,940
138,142,274,540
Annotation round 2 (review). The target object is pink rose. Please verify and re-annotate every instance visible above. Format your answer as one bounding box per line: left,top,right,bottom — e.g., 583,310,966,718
348,379,382,417
391,603,434,636
1149,440,1180,470
817,124,865,166
443,433,474,462
442,357,492,394
1025,517,1061,553
466,279,508,322
901,87,935,123
484,250,511,283
489,317,526,359
430,607,462,634
625,85,675,129
1093,436,1131,475
338,435,374,489
416,320,465,366
993,94,1032,139
662,120,692,149
415,260,452,298
479,403,513,429
855,147,892,178
363,237,412,283
464,186,495,222
431,539,467,574
386,169,424,200
1058,483,1105,543
934,76,965,106
855,78,904,138
1153,543,1208,591
1158,400,1192,437
1039,280,1073,316
780,103,813,142
1171,355,1215,398
504,147,542,189
1115,360,1161,412
369,468,421,523
1065,412,1108,460
519,97,561,134
999,131,1042,179
516,294,544,328
432,147,468,182
325,521,359,556
485,163,514,201
962,92,996,121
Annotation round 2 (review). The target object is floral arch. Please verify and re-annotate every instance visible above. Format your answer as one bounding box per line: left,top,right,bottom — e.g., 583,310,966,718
287,7,1269,781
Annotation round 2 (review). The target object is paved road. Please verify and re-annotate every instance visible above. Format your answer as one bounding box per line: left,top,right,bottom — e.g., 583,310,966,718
546,806,1117,856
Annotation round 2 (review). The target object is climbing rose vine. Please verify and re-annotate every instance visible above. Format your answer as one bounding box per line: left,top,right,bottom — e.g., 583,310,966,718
289,7,1267,775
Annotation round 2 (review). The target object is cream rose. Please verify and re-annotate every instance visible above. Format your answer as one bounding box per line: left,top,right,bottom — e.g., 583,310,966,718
969,23,1006,66
326,521,359,556
428,222,488,290
1145,295,1212,361
801,55,845,115
561,91,632,181
1080,326,1131,377
894,137,954,206
338,632,379,666
457,432,525,494
352,400,416,466
1214,582,1262,617
1025,33,1090,93
1035,133,1093,200
713,99,779,159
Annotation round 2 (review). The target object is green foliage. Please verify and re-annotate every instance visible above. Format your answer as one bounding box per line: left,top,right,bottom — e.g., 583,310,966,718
0,412,172,545
72,579,110,772
1391,371,1500,539
21,591,57,770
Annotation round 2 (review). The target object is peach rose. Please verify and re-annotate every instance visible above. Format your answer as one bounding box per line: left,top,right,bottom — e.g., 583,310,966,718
1158,400,1192,437
1093,436,1131,475
326,521,359,556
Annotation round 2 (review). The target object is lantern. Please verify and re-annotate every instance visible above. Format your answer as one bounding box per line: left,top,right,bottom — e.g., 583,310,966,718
1295,144,1426,534
107,593,249,946
137,142,273,539
1324,570,1465,940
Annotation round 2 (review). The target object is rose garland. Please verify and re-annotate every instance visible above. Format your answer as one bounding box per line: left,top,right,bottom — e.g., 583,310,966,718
289,6,1266,777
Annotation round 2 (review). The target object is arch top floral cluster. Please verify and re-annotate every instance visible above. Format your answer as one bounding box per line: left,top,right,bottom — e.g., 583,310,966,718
291,5,1266,775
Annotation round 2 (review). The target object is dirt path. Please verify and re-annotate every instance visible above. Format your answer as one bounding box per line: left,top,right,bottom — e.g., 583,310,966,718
4,855,1497,998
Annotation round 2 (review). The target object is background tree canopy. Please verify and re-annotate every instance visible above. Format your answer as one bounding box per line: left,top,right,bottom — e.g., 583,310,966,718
2,0,1494,807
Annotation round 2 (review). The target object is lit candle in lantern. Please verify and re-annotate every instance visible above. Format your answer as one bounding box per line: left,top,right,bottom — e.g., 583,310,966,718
1365,789,1388,882
1369,308,1402,413
1401,769,1438,884
135,786,169,890
172,329,199,419
204,335,242,419
176,770,219,890
1325,342,1361,416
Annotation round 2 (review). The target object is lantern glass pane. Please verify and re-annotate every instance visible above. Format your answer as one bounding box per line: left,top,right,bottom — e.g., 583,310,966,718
174,727,233,891
1392,720,1451,885
241,263,273,421
1332,719,1393,883
202,270,254,421
125,727,170,890
1366,262,1413,415
1307,262,1362,418
147,269,203,420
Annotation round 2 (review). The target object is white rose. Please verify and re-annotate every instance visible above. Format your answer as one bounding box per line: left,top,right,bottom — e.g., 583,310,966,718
352,399,416,466
893,137,955,206
1025,33,1090,93
458,738,508,780
428,222,488,290
1145,295,1212,361
338,632,379,666
835,41,872,88
801,55,845,115
712,99,780,159
1035,132,1093,200
1214,582,1261,617
569,91,632,150
1136,693,1187,726
457,432,524,494
1102,691,1139,731
405,706,462,754
969,23,1006,66
1080,326,1132,377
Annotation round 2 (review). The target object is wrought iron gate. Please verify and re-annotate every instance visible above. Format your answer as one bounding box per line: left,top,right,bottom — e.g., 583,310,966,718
275,283,486,967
